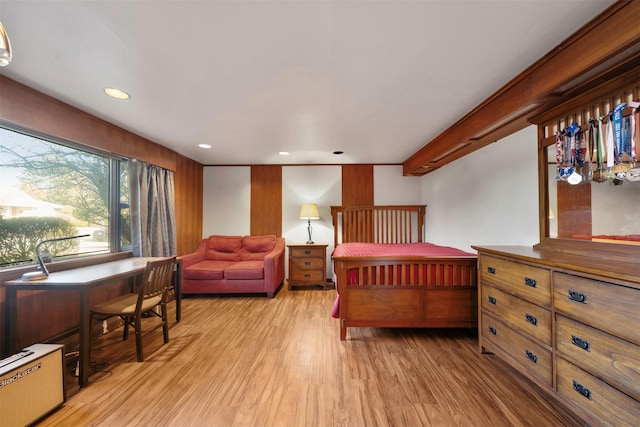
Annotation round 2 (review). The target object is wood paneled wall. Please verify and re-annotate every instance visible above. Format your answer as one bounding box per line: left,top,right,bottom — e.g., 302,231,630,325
250,165,282,236
174,155,204,254
341,164,374,205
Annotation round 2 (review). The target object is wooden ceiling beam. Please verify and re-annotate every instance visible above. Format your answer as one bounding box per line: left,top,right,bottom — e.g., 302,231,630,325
403,0,640,176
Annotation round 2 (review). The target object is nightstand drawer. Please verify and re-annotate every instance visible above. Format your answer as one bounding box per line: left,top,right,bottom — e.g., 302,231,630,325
557,357,640,426
290,247,325,258
291,270,325,282
480,255,551,307
481,312,552,386
481,284,551,346
556,315,640,399
554,272,640,345
291,257,324,271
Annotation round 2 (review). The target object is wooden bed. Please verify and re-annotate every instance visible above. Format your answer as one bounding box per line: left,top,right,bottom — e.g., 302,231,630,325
331,205,478,340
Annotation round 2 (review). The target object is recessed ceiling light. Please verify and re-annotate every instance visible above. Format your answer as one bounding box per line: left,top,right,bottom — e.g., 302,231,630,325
199,144,212,149
279,151,290,156
104,88,130,100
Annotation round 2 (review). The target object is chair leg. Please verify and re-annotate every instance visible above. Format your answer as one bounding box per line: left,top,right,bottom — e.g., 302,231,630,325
123,316,130,341
135,315,144,362
161,301,170,344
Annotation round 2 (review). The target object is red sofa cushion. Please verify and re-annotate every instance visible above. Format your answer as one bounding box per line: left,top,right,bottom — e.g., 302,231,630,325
224,261,265,280
206,235,242,261
240,235,276,261
184,260,235,280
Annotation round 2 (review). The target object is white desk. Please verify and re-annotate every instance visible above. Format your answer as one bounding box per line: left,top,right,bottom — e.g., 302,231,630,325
2,257,181,387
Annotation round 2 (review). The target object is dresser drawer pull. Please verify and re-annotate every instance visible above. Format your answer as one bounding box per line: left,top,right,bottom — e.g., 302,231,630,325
525,350,538,364
524,277,537,288
304,273,311,278
572,380,592,400
304,250,311,255
487,296,497,305
568,289,587,304
304,261,311,266
525,313,538,326
488,326,497,335
571,335,591,352
487,267,496,274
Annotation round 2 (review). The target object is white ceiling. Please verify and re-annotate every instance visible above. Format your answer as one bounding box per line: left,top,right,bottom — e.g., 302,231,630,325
0,0,615,166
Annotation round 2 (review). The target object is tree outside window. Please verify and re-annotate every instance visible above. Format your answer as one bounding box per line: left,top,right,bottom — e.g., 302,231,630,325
0,126,129,267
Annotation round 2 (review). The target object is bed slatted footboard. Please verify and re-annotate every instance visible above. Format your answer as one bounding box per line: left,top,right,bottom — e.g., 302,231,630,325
331,205,478,340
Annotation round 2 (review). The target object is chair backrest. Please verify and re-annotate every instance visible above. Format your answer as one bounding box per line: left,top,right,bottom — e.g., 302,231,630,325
136,257,177,310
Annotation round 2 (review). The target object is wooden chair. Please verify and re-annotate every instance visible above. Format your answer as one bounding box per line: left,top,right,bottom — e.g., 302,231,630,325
89,257,176,362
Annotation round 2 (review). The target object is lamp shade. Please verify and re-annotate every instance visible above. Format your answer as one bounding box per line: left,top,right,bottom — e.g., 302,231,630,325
299,203,320,220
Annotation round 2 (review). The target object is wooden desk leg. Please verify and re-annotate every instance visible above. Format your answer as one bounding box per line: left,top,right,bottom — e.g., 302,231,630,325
3,287,19,356
175,260,182,322
78,289,90,388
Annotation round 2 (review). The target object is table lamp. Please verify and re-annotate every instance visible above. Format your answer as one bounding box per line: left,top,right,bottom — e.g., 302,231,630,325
299,203,320,244
21,234,90,281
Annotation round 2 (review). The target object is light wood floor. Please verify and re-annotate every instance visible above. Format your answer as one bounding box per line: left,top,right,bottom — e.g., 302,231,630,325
39,285,584,427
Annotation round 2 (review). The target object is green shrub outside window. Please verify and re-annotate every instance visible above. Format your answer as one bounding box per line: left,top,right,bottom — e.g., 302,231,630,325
0,125,130,268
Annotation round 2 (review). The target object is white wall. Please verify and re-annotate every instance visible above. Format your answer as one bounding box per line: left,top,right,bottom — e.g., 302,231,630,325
281,166,341,247
374,165,422,204
282,166,342,278
421,125,540,252
202,167,251,236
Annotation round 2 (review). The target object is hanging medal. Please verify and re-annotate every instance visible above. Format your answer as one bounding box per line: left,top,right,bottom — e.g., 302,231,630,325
627,101,640,181
567,122,583,185
585,118,597,182
576,128,587,181
555,129,564,180
605,110,618,184
593,116,607,182
557,128,572,180
611,103,628,184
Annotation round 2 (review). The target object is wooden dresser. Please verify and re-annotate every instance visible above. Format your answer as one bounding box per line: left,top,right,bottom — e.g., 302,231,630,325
473,246,640,426
287,243,328,290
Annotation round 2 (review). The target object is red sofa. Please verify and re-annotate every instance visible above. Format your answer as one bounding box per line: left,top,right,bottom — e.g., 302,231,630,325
180,235,285,298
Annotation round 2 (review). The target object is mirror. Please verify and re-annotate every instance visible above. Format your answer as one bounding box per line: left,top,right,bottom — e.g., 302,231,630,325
545,144,640,244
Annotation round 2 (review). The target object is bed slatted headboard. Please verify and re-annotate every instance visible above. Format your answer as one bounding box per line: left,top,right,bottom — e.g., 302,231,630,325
331,205,426,246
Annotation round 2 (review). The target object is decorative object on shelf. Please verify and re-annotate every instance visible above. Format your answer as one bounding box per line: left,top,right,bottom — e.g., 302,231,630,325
0,21,12,67
299,203,320,244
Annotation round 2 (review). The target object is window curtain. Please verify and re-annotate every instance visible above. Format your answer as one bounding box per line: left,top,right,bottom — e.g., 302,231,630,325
128,160,177,257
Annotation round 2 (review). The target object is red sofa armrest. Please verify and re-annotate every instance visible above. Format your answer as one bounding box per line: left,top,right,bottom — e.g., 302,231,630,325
179,240,207,269
263,237,285,297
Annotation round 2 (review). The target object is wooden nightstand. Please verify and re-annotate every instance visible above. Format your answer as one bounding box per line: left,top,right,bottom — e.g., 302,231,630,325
287,243,328,290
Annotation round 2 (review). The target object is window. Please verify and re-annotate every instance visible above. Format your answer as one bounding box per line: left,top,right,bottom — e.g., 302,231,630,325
0,125,131,268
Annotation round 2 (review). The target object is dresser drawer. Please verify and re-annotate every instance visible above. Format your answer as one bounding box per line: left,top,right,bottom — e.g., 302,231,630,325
480,256,551,306
557,357,640,427
481,312,552,386
291,257,324,271
556,315,640,400
290,247,325,258
554,272,640,345
481,284,551,346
